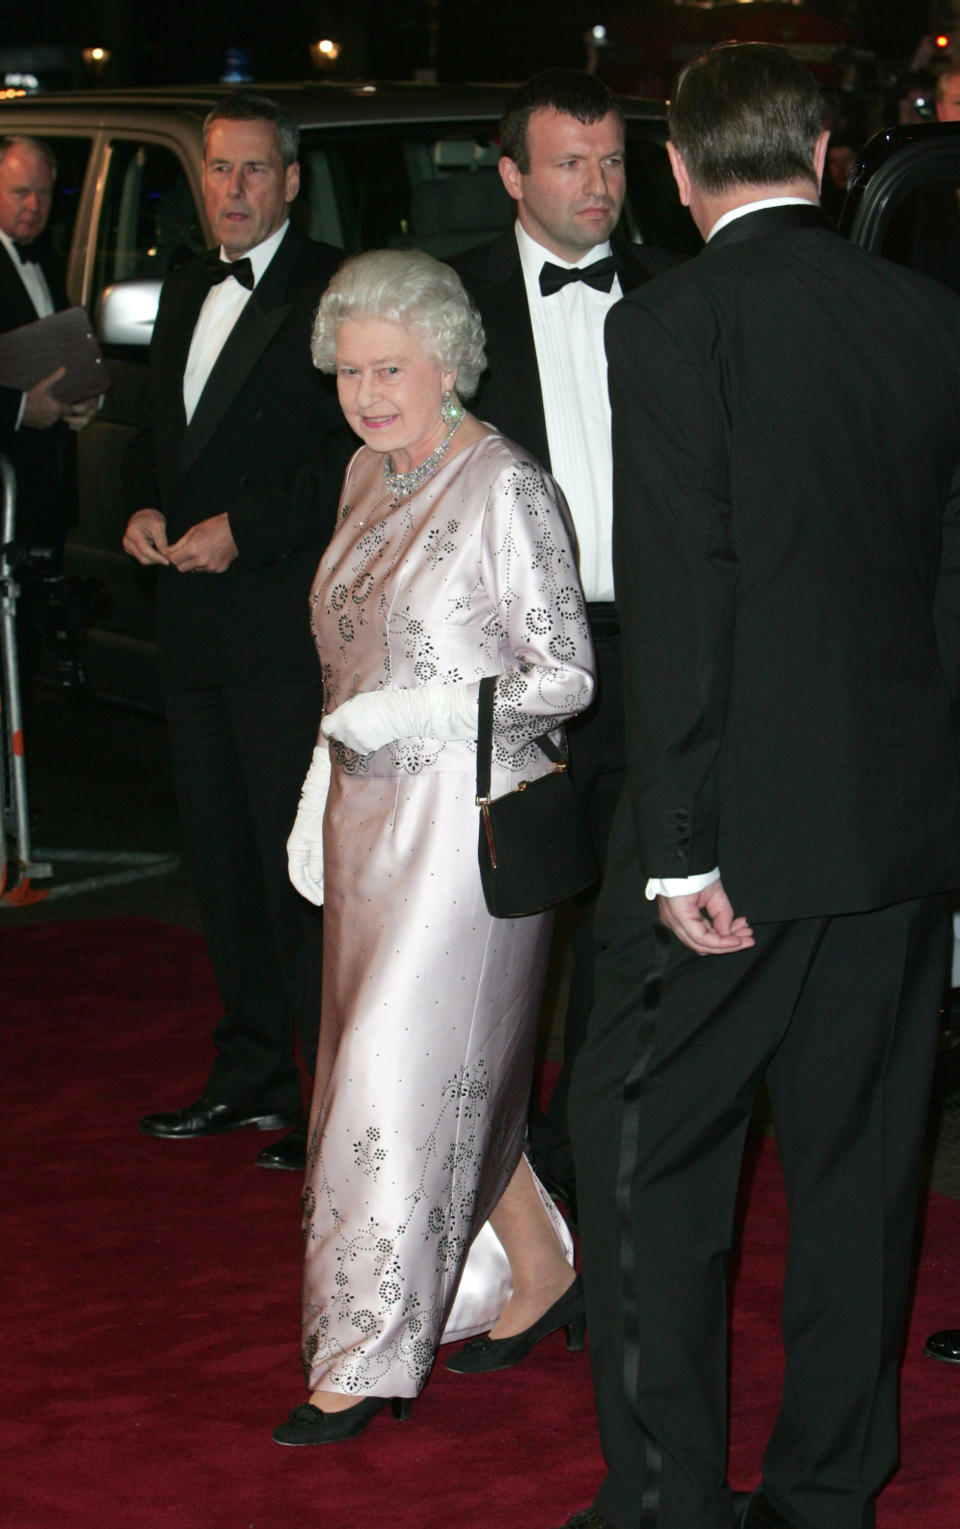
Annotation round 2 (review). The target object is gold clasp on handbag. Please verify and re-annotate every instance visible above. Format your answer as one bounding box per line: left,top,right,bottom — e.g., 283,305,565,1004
516,762,567,794
477,798,498,869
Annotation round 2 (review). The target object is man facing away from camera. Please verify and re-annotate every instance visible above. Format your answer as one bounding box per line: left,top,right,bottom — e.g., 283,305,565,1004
561,43,960,1529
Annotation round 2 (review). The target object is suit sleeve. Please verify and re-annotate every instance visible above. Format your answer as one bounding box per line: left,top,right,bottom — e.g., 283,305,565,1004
606,293,737,880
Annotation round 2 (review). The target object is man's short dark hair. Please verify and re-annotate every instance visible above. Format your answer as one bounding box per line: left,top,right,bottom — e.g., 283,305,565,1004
0,134,57,179
202,92,299,167
668,43,824,194
500,68,622,173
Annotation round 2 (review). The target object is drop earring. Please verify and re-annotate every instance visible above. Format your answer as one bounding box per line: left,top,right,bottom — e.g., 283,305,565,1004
441,390,462,425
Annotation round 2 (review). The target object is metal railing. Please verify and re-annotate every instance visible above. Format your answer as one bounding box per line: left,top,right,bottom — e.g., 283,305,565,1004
0,452,179,903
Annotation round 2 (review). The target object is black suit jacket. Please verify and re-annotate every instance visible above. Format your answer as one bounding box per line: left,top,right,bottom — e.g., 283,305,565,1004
123,226,350,687
454,228,676,468
605,203,960,922
0,238,77,553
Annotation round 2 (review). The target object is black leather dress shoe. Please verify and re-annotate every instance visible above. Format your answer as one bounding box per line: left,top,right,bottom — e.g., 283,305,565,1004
446,1275,586,1373
553,1509,615,1529
255,1121,307,1170
139,1095,300,1139
924,1327,960,1363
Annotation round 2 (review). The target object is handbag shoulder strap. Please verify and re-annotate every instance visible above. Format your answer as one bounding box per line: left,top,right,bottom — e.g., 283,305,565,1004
477,675,495,802
477,674,565,802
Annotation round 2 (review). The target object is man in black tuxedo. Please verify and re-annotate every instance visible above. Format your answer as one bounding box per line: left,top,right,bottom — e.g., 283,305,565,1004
123,94,348,1170
563,44,960,1529
0,136,99,706
455,70,676,1217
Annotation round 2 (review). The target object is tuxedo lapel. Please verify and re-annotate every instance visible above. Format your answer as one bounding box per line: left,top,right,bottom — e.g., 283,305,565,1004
467,232,550,466
153,266,206,480
177,228,297,480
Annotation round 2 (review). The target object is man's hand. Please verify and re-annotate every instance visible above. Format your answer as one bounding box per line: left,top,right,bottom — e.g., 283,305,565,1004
123,508,170,566
62,393,100,433
166,513,239,573
22,367,67,429
657,877,755,957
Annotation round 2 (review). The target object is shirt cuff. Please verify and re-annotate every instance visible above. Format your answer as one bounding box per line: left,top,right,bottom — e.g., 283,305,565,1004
645,868,721,900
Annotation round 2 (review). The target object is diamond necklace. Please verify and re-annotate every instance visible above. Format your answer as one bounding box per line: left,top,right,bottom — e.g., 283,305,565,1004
382,410,463,502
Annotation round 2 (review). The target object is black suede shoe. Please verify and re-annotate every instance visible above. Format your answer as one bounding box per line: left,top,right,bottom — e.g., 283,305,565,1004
140,1095,300,1139
446,1275,586,1373
255,1121,308,1170
924,1327,960,1363
553,1510,615,1529
272,1395,412,1445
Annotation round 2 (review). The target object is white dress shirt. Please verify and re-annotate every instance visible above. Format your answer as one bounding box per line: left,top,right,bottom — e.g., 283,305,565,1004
183,220,288,424
1,227,54,318
516,221,621,602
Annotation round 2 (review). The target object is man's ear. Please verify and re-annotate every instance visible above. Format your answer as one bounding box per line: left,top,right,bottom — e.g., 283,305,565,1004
813,129,830,191
498,155,523,205
667,141,692,208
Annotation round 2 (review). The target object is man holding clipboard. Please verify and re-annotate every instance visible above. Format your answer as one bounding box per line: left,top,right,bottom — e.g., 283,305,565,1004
0,134,99,710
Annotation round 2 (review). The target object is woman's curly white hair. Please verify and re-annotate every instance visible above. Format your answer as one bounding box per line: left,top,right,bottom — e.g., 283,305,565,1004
311,248,487,399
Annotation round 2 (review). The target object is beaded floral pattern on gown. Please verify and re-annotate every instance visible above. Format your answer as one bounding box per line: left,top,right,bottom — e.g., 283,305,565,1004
301,431,594,1398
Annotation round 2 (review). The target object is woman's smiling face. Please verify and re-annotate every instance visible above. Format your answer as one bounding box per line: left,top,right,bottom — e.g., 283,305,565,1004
335,317,455,470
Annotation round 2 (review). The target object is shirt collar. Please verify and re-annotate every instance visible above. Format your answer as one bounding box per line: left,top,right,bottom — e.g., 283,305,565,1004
0,227,35,265
219,219,289,284
707,196,817,243
515,219,614,288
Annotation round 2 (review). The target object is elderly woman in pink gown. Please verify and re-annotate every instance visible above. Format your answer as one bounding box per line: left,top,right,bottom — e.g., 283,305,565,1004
274,248,595,1446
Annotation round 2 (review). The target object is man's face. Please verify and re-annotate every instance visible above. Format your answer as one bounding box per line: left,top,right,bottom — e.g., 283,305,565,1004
937,71,960,122
0,143,53,246
499,108,626,263
826,145,857,192
201,117,299,260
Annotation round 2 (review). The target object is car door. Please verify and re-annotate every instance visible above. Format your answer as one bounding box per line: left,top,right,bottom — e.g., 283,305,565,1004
841,121,960,281
70,132,205,709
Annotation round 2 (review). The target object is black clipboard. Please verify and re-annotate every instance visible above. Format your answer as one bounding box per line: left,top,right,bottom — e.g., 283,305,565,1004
0,306,110,404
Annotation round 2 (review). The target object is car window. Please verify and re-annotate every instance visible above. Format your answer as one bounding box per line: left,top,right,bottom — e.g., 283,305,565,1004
294,119,697,257
36,134,92,260
93,138,203,296
622,133,701,253
874,173,960,293
295,123,514,256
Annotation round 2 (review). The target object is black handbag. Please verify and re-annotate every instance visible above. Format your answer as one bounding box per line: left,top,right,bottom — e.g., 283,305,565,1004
476,675,599,919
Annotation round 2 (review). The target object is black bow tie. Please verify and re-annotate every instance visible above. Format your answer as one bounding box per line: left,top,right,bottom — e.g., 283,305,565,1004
13,244,37,266
538,255,618,297
203,249,255,291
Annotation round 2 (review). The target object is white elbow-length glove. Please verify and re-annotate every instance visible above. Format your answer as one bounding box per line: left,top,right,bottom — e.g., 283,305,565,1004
287,744,331,906
320,680,478,754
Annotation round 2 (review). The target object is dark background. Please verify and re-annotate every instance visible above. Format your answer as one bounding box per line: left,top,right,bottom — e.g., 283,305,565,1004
0,0,940,92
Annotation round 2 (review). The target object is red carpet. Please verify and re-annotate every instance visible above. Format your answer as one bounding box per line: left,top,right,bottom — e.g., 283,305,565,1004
2,916,959,1529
